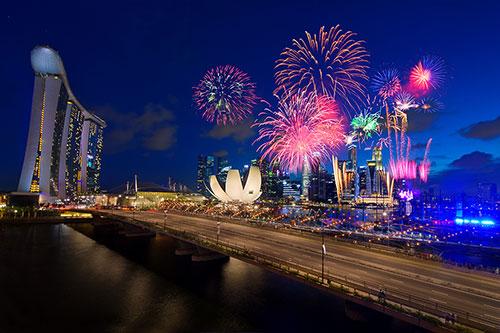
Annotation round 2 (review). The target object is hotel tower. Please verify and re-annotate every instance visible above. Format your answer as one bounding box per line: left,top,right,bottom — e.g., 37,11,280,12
18,46,106,202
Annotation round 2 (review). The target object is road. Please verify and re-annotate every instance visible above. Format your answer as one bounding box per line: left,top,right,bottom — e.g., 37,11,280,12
100,209,500,331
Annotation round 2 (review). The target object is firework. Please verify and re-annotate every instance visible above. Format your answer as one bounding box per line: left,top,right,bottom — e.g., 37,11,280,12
409,56,445,93
394,90,418,111
274,25,369,113
371,68,401,99
193,65,258,125
350,110,382,143
345,134,357,149
389,159,417,180
418,138,432,182
388,134,417,180
254,92,345,173
418,96,443,113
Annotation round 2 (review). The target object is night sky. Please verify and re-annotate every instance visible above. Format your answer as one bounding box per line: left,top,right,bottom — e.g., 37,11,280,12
1,0,499,194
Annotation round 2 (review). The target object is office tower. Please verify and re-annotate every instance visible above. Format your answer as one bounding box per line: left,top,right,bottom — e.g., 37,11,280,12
359,166,368,195
197,155,213,195
372,145,383,170
217,156,230,183
258,159,282,200
309,164,331,202
348,146,357,171
197,154,226,197
366,160,377,195
477,183,497,209
18,46,105,202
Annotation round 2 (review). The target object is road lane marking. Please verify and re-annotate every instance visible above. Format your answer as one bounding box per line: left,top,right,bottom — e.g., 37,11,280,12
483,304,500,310
428,297,447,304
483,314,500,321
431,289,449,297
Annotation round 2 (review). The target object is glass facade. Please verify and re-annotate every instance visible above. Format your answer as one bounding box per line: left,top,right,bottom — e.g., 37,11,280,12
49,80,69,196
84,120,104,193
65,104,85,197
18,46,106,202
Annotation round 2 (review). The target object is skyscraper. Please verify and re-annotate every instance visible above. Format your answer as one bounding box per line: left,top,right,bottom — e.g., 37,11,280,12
18,46,106,202
196,154,220,197
257,158,282,199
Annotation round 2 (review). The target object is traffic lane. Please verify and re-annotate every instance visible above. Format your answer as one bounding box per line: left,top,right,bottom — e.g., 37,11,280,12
121,211,500,320
203,221,500,320
109,211,500,323
160,211,500,297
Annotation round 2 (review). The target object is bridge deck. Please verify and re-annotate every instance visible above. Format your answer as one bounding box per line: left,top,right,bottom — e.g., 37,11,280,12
95,209,500,332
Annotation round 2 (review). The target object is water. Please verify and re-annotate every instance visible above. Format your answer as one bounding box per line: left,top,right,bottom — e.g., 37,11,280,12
0,223,423,332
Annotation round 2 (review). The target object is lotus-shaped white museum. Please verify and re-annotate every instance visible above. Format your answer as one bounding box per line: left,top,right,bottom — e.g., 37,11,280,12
208,166,262,203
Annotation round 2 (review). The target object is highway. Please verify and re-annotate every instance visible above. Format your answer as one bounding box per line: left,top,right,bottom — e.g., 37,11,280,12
99,209,500,331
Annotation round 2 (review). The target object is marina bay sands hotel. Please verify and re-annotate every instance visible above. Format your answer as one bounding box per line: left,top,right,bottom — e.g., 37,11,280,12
17,46,105,202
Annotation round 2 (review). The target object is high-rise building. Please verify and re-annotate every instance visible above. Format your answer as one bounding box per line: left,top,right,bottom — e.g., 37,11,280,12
217,156,230,184
359,166,368,195
80,116,105,193
372,145,383,171
197,154,228,197
258,159,282,200
308,164,332,202
366,160,377,195
348,146,357,171
197,155,214,195
477,183,497,209
18,46,106,202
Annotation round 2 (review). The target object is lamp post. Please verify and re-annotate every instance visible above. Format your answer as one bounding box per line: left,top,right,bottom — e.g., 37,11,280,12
321,226,326,283
217,221,221,243
163,210,167,231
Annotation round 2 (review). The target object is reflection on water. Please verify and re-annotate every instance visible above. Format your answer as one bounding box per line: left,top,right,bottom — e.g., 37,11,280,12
0,224,423,332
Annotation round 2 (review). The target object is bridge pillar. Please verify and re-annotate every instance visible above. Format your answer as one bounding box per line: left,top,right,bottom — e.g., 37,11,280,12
191,246,228,262
174,240,196,256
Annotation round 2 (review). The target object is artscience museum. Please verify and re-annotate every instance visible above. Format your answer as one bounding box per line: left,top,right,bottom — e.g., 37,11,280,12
208,166,262,203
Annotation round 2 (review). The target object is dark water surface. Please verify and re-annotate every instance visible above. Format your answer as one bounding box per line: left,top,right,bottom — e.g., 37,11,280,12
0,223,424,332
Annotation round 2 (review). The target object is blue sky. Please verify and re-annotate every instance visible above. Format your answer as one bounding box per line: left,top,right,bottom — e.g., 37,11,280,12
1,0,499,193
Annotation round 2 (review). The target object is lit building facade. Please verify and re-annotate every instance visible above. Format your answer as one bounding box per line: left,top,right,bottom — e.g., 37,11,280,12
18,46,106,202
196,154,233,197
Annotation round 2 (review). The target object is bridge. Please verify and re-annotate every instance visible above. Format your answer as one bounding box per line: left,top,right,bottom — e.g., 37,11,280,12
94,209,500,332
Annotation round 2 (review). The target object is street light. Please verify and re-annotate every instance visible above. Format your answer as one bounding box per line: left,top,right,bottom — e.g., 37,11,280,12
321,225,327,283
163,210,168,231
216,221,221,243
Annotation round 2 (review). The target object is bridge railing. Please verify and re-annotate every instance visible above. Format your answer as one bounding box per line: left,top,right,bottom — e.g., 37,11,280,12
106,210,499,332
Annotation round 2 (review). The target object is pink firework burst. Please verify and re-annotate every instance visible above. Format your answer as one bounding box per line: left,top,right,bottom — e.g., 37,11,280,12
390,159,417,180
254,92,345,173
409,56,445,94
193,65,258,125
418,138,432,182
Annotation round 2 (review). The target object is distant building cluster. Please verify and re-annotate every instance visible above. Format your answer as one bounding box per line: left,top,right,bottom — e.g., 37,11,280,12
196,146,392,204
17,46,105,203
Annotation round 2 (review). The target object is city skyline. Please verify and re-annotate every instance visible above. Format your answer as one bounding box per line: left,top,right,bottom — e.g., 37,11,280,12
1,0,499,194
1,3,499,332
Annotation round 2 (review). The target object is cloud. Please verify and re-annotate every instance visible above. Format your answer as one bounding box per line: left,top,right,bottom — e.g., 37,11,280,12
407,110,438,132
143,126,177,150
95,103,177,153
429,151,500,193
213,149,229,157
458,116,500,141
449,151,494,169
206,119,255,142
411,142,428,150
